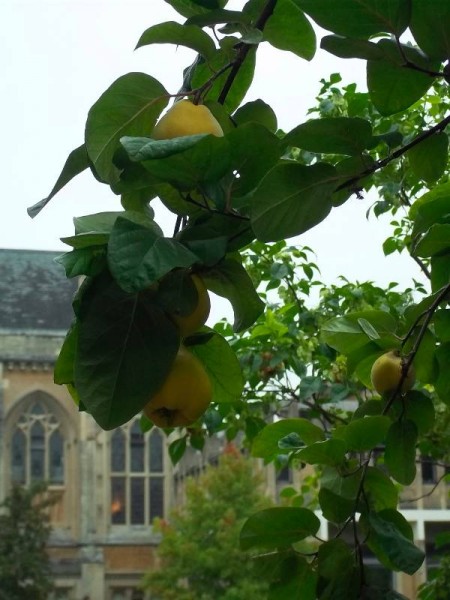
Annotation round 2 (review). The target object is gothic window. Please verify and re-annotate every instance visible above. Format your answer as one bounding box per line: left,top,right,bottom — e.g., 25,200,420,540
110,421,165,525
10,399,65,486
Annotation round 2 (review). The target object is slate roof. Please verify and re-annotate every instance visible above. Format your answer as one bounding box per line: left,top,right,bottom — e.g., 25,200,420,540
0,249,77,332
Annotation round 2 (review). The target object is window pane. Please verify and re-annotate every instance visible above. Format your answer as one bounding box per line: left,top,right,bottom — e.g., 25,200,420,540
149,430,164,473
149,477,164,520
111,477,126,524
49,429,64,484
130,421,144,472
111,429,125,472
422,457,437,484
31,403,46,415
130,478,145,524
11,429,26,484
30,421,45,481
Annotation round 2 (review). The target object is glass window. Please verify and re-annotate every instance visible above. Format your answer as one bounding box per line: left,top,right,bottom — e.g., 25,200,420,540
131,478,145,524
150,477,164,520
111,477,126,525
10,398,65,486
11,429,26,484
149,430,164,473
30,421,45,481
49,430,64,484
111,429,126,472
130,421,144,473
422,457,437,484
110,419,165,525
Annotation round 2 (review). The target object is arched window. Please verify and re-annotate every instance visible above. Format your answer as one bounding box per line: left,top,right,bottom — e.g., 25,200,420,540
10,399,65,486
110,421,165,526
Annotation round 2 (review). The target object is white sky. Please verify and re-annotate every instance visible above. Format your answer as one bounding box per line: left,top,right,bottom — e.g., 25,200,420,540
2,0,426,321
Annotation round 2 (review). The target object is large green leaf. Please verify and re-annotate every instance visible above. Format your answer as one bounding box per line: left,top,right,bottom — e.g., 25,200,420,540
319,467,363,524
186,9,251,27
285,117,374,156
411,184,450,237
268,558,317,600
407,132,449,185
264,0,316,60
85,73,168,183
233,99,278,132
251,162,337,242
365,510,425,575
120,134,211,160
163,0,226,18
389,390,435,435
295,438,347,466
434,308,450,343
322,310,398,355
56,247,107,279
108,217,199,292
240,507,320,550
138,135,232,190
435,343,450,405
295,0,410,38
28,144,88,218
410,0,450,60
367,39,437,116
321,35,384,60
252,418,325,461
363,467,399,512
334,415,391,452
54,322,79,385
384,420,418,485
189,329,244,403
227,123,281,196
136,21,216,60
74,272,180,430
202,258,265,332
414,223,450,258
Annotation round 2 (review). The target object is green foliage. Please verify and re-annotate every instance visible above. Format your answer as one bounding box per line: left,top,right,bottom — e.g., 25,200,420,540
142,448,271,599
34,0,450,596
0,483,55,600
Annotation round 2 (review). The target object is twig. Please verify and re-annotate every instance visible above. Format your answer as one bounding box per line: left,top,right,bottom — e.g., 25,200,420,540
394,35,444,78
407,471,449,502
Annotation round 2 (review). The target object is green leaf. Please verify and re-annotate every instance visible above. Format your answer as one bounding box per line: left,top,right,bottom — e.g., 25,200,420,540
434,308,450,343
435,342,450,405
240,507,320,550
295,438,347,466
410,0,450,60
367,39,437,116
332,154,375,207
189,329,244,403
431,256,450,292
321,35,385,60
61,232,110,249
319,467,363,523
163,0,226,18
252,418,325,461
407,132,449,184
322,310,398,355
54,322,79,385
136,21,217,60
85,73,168,183
168,437,187,465
139,135,232,190
107,217,199,292
268,558,317,600
363,467,399,512
228,123,281,196
334,416,391,452
233,99,278,132
251,162,337,242
120,134,210,160
56,247,107,278
389,390,435,435
318,539,355,580
285,117,374,155
74,271,180,430
366,510,425,575
139,414,154,433
202,258,265,332
414,224,450,257
358,318,380,340
186,9,251,27
384,420,418,485
264,0,316,60
191,39,256,112
410,181,450,232
27,144,88,218
296,0,410,38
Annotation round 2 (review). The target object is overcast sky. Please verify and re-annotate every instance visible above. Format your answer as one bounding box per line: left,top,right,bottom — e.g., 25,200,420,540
2,0,426,320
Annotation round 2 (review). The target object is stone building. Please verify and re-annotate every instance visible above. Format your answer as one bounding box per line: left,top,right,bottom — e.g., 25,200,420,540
0,249,448,599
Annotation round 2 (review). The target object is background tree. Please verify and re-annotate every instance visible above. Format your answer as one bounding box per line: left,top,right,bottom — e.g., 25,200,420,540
142,445,271,600
0,482,54,600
